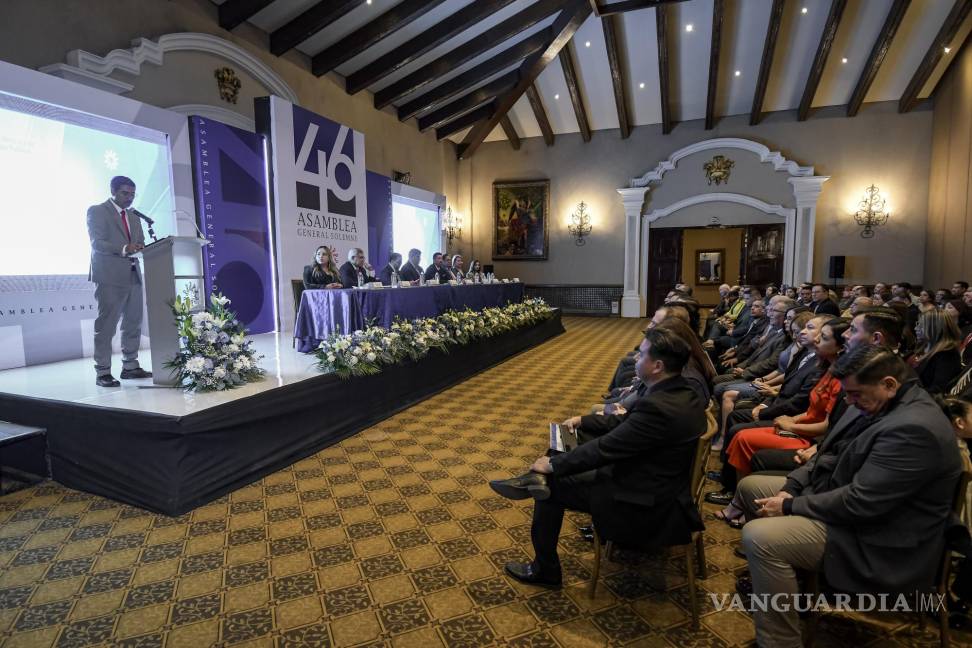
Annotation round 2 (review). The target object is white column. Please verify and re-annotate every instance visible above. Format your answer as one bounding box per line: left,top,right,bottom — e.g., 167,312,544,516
617,187,649,317
787,176,829,284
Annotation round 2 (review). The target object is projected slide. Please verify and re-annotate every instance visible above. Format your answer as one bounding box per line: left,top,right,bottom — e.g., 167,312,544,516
0,106,173,276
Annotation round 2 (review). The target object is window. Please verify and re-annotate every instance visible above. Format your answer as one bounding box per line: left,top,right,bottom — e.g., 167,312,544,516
392,197,440,265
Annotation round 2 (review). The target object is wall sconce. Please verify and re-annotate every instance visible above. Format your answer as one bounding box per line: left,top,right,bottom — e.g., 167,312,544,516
442,207,462,244
568,202,592,246
854,184,889,238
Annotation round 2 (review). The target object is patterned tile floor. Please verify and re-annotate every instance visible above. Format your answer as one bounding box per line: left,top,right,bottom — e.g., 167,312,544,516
0,315,969,647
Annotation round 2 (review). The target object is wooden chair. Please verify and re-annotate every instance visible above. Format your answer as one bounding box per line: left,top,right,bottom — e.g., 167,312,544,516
291,280,305,348
588,406,719,629
804,468,972,647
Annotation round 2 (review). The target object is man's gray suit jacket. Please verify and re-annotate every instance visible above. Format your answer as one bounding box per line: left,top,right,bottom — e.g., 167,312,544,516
87,200,144,286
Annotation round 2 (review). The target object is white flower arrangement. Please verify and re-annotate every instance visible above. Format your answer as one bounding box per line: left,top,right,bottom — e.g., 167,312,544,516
166,288,264,392
315,298,553,379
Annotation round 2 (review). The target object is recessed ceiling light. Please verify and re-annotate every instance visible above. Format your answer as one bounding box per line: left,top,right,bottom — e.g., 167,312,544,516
366,0,372,4
554,94,560,100
639,82,645,89
945,46,952,54
801,7,808,14
685,24,693,32
734,70,741,77
841,57,848,64
584,41,591,48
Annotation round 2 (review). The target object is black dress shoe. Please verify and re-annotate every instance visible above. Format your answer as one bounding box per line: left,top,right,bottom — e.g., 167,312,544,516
120,368,152,379
489,472,550,501
704,490,734,506
504,562,562,589
96,375,120,387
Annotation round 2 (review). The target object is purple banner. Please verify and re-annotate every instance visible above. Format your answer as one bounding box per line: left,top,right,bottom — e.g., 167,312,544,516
189,116,275,334
367,171,392,269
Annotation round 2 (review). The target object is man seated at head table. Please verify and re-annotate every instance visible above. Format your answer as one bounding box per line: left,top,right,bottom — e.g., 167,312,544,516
399,248,423,283
734,344,961,648
423,252,455,283
339,248,381,288
486,326,708,588
378,252,403,286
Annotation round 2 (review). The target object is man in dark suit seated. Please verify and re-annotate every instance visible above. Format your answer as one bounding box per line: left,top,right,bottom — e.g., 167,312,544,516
423,252,454,283
809,283,840,316
488,327,707,588
736,345,962,648
399,248,423,283
339,247,380,288
378,252,403,286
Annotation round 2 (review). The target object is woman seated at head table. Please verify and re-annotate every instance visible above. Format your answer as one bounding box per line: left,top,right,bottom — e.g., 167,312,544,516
303,245,343,289
466,259,483,282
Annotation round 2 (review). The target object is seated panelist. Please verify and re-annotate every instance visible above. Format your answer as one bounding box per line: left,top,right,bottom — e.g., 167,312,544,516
378,253,404,286
303,245,343,289
399,248,423,283
423,252,454,283
339,248,380,288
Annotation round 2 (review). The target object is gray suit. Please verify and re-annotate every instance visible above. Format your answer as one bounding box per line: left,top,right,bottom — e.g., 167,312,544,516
86,200,145,376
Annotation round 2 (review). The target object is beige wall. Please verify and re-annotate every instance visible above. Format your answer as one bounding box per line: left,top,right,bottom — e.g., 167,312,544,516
680,228,744,305
458,103,932,286
926,42,972,289
0,0,459,201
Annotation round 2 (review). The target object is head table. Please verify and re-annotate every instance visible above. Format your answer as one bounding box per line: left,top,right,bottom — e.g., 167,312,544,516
294,282,526,352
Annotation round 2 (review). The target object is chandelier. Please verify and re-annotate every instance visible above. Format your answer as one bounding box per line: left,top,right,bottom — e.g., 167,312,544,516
442,207,462,244
854,185,889,239
568,202,592,246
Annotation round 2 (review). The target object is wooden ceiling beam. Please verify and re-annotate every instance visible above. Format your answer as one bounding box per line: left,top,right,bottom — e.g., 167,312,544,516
603,13,631,138
397,31,548,123
458,0,592,158
750,0,785,126
345,0,518,94
847,0,910,117
797,0,847,121
311,0,449,77
590,0,689,17
270,0,364,56
705,0,724,130
656,3,673,134
373,0,563,110
898,0,972,113
218,0,275,31
499,115,521,150
525,84,555,146
417,71,519,132
436,103,494,141
559,42,591,141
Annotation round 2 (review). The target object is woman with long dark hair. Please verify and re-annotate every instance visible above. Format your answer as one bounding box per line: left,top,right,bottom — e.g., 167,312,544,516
911,308,963,393
303,245,342,289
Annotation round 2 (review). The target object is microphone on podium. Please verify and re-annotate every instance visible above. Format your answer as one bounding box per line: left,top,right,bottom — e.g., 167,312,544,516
129,208,157,242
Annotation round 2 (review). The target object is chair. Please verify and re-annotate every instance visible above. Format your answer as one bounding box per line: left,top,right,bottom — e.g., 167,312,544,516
804,468,972,647
588,406,719,629
291,280,305,348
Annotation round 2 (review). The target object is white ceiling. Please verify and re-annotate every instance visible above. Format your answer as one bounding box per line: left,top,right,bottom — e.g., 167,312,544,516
212,0,972,146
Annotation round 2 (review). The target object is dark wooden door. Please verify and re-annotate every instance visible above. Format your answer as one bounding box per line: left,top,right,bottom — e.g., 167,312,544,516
743,223,784,288
647,227,683,315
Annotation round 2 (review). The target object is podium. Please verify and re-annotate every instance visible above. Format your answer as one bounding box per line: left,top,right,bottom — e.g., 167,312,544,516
140,236,209,386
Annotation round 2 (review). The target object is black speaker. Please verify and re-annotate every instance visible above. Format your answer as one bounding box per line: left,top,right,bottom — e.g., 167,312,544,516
829,255,846,279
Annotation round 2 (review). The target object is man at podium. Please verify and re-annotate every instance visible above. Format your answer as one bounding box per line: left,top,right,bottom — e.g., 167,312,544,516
86,175,153,387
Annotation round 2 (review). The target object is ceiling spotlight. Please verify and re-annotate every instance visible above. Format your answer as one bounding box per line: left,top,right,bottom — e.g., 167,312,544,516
366,0,372,4
639,82,645,89
801,7,808,14
945,46,952,54
554,94,560,100
841,57,848,64
685,24,693,32
585,41,591,47
734,70,741,77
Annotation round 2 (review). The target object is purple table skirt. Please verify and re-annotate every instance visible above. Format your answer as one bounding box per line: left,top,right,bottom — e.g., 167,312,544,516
294,282,526,352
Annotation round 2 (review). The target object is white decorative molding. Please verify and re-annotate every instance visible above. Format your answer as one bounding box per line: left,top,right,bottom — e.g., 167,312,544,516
40,32,299,104
629,137,814,187
617,188,650,318
644,192,794,222
168,104,255,132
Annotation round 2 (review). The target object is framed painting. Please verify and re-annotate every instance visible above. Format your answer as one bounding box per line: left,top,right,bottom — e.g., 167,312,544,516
695,248,725,285
492,180,549,260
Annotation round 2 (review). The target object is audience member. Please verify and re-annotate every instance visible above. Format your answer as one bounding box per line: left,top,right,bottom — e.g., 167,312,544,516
937,288,953,308
302,245,342,289
918,288,937,313
488,327,707,588
911,308,963,393
736,345,961,648
810,284,840,315
953,281,969,298
339,248,380,288
399,248,423,282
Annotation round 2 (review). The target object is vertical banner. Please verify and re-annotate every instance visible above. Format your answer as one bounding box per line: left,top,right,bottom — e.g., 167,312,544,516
259,96,368,333
188,117,275,334
366,171,392,270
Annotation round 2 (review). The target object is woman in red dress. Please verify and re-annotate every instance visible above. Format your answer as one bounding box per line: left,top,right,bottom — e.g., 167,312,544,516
725,316,849,479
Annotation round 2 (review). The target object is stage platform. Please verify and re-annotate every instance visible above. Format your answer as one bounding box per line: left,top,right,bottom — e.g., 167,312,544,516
0,310,564,515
